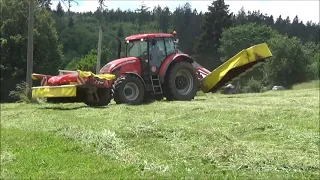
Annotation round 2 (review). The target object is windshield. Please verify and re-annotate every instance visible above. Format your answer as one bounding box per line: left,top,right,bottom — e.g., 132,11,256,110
126,40,148,57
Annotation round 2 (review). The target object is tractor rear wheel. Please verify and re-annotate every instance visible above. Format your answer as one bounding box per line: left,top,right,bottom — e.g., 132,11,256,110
165,61,198,101
113,74,145,105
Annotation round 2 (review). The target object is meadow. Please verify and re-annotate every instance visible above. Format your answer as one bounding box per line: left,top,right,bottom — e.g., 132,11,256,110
1,82,319,179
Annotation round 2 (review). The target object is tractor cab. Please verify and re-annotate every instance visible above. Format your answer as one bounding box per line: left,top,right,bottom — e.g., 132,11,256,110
124,33,178,76
100,33,181,78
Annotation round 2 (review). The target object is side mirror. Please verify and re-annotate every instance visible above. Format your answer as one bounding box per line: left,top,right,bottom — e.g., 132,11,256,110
139,52,148,60
174,39,179,49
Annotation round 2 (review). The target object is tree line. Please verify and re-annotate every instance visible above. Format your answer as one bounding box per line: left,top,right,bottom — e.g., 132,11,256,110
1,0,319,102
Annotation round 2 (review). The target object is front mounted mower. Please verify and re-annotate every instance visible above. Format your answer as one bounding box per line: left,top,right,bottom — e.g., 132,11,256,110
32,70,115,106
31,32,273,106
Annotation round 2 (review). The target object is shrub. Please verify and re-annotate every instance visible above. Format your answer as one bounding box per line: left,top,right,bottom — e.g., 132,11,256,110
218,23,279,62
302,42,319,80
242,77,264,93
218,23,279,93
8,82,38,103
264,35,311,88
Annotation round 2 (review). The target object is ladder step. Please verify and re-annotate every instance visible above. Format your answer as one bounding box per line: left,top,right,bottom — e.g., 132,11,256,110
150,75,163,94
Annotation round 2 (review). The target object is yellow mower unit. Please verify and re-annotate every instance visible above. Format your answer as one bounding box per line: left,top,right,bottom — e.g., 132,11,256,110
31,70,116,99
200,43,273,93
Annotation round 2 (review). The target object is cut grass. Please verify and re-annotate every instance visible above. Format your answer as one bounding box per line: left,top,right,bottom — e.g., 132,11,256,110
0,128,139,179
1,87,319,179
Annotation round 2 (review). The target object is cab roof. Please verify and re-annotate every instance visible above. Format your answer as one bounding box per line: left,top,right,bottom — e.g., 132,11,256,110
125,33,174,41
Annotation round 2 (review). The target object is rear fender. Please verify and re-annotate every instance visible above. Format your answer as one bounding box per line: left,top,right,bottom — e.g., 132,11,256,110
159,54,194,83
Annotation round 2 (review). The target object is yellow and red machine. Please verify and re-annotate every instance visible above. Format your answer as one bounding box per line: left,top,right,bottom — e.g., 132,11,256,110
31,32,273,106
32,70,116,106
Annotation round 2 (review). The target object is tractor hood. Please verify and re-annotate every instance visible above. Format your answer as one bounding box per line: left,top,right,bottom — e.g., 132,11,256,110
100,57,139,74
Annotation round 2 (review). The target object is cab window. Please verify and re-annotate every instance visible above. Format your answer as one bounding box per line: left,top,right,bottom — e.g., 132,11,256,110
164,38,175,55
126,40,148,57
149,38,166,62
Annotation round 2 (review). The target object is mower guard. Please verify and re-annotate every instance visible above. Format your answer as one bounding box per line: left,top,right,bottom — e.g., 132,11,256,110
200,43,272,93
32,85,78,98
31,70,116,98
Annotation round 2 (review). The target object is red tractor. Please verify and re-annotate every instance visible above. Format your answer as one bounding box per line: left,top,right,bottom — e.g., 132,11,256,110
101,33,201,105
31,32,273,106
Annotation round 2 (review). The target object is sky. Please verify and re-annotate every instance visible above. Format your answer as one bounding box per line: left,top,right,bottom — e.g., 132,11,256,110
51,0,319,23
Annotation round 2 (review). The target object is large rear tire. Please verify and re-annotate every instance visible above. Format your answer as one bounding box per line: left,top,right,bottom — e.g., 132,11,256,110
113,74,145,105
165,61,199,101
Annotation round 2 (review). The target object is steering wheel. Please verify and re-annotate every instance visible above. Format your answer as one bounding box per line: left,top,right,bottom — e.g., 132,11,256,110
142,51,147,56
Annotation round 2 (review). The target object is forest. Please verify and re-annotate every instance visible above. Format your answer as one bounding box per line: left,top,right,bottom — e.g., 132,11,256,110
1,0,319,102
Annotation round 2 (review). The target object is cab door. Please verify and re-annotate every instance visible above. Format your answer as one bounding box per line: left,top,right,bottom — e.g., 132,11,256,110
148,38,167,75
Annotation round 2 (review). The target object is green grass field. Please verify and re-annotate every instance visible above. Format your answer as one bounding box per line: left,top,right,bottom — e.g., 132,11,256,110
1,86,319,179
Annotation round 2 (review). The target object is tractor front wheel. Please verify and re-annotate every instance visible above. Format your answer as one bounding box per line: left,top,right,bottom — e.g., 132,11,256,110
113,74,145,105
165,61,199,101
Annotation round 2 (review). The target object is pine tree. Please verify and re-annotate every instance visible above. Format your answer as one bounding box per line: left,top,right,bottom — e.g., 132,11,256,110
56,1,64,17
153,5,162,32
117,25,124,38
265,15,274,26
160,7,170,33
38,0,52,11
135,2,150,33
193,0,233,55
235,7,247,25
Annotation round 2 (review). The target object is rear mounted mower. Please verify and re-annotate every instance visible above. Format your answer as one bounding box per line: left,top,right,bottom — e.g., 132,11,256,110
31,32,272,106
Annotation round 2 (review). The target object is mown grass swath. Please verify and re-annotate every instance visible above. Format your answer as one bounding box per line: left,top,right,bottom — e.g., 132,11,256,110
1,84,319,179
